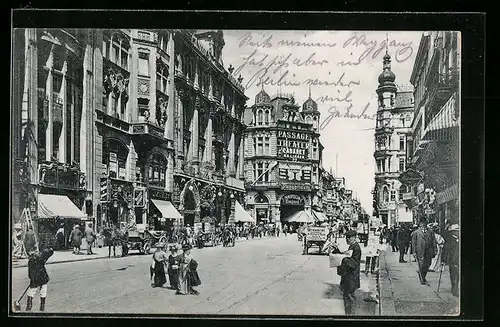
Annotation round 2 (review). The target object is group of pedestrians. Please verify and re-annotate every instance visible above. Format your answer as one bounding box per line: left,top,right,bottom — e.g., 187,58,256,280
54,223,97,255
150,242,201,296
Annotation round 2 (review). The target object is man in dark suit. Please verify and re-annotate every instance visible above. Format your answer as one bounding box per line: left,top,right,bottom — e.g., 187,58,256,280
442,221,459,296
337,229,362,315
397,225,409,263
411,218,437,285
26,244,54,311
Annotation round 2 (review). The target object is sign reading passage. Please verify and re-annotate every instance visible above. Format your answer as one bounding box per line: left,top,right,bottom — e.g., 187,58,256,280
307,226,328,241
277,130,310,161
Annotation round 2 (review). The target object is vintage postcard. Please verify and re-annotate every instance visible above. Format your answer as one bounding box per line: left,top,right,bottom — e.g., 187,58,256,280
10,14,462,317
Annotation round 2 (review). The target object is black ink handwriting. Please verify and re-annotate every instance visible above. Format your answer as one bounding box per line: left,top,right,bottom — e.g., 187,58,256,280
237,32,273,48
304,73,360,88
320,103,375,130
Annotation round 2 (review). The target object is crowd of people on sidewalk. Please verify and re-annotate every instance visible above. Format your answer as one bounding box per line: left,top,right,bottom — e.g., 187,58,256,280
378,217,459,297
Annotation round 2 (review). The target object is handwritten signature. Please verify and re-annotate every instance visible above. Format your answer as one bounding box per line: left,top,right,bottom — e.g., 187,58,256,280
237,32,338,48
342,32,414,63
320,103,375,130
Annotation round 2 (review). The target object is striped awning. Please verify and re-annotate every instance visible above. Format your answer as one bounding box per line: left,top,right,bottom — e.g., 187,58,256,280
423,93,459,140
282,210,315,223
312,210,328,222
151,199,183,219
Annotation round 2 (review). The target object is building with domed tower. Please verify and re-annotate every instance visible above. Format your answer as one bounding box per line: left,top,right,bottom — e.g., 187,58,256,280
243,87,327,226
373,52,415,228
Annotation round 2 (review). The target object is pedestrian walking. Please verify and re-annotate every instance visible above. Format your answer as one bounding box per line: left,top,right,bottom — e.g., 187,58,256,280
69,224,83,255
336,229,362,315
429,223,445,272
55,223,65,250
390,226,399,252
25,244,54,311
167,245,180,290
176,243,199,295
411,218,437,285
397,225,408,263
442,221,459,296
84,223,96,255
283,225,288,237
151,242,168,288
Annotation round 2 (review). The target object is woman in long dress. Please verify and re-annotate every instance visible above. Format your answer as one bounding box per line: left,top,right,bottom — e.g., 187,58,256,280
151,243,168,288
429,225,445,272
176,243,199,295
167,245,180,290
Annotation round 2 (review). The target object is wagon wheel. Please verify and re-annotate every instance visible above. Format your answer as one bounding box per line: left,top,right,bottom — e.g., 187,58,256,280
143,240,151,254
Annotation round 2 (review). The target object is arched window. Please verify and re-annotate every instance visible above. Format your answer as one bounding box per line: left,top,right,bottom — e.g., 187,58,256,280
382,186,390,203
257,109,263,125
102,139,129,179
255,194,269,203
148,153,167,188
265,109,270,125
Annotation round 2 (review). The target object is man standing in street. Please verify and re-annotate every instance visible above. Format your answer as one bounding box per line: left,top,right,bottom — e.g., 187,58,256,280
411,218,437,285
337,229,362,315
442,220,459,297
84,223,96,255
397,225,409,263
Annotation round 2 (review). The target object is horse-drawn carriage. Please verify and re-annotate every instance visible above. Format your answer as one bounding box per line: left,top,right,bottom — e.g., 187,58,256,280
126,227,168,254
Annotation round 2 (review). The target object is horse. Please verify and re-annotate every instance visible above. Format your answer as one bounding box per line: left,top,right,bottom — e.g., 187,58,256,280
102,226,129,257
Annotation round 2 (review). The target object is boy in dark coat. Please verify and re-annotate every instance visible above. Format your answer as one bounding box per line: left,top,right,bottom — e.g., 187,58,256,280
26,245,54,311
336,230,362,315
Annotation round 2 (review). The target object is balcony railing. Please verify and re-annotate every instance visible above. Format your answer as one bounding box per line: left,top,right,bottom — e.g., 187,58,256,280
130,121,165,140
96,110,130,133
39,161,85,191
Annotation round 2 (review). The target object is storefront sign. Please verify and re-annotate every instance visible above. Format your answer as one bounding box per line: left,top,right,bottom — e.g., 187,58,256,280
281,194,304,206
436,184,459,205
277,131,310,161
134,188,146,208
149,189,170,201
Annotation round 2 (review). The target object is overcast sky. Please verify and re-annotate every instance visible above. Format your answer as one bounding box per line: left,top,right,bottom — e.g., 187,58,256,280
222,30,423,213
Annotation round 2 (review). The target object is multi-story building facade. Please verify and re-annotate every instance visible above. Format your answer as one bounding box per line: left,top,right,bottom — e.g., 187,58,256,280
243,89,324,225
399,31,459,230
12,29,247,241
373,52,415,228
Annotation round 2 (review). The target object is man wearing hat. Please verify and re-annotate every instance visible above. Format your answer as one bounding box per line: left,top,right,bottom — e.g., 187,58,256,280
337,229,362,315
411,218,437,285
26,244,54,311
442,220,459,296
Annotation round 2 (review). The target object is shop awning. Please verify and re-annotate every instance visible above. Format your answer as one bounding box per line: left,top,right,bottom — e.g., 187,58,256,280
151,199,183,220
38,194,87,219
312,210,328,222
282,210,316,223
422,93,459,141
234,201,255,223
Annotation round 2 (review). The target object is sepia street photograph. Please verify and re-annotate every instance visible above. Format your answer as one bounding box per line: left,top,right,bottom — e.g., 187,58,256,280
10,14,466,317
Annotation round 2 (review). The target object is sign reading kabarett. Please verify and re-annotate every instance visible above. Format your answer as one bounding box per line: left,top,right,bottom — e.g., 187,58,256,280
277,131,310,161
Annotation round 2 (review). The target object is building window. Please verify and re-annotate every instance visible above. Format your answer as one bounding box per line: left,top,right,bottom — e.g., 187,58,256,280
399,136,405,151
102,140,128,180
264,162,270,182
121,50,128,70
264,136,270,155
257,162,264,181
265,110,270,125
257,110,263,125
257,137,263,155
148,153,167,188
390,190,396,202
388,158,391,172
156,66,168,94
253,137,257,155
103,40,108,59
399,158,405,172
138,52,149,77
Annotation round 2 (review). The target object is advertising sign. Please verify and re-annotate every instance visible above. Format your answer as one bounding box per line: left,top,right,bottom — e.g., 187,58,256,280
194,222,203,235
281,194,304,205
277,131,310,161
306,226,328,241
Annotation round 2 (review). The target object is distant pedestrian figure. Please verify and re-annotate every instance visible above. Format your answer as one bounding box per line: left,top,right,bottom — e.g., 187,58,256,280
283,225,288,237
390,227,399,252
151,243,168,288
411,219,437,285
69,225,83,255
26,245,54,311
84,223,96,255
397,225,409,263
429,224,444,271
442,221,459,296
336,229,361,315
176,243,200,295
55,223,65,250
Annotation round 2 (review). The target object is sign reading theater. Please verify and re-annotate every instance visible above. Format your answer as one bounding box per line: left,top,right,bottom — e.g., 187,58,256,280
277,131,310,161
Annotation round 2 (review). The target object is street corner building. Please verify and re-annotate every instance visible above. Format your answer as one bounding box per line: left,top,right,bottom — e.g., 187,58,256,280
11,29,249,242
242,87,349,227
373,31,460,229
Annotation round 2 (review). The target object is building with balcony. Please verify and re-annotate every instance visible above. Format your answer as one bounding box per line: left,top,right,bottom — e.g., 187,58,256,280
373,51,415,228
12,29,248,241
243,88,325,225
399,31,459,230
12,29,98,245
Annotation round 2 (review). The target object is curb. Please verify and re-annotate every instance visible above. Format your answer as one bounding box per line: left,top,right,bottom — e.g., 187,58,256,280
377,250,397,315
12,235,276,268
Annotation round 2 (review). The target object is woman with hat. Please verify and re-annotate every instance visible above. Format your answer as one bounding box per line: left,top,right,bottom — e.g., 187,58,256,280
167,244,180,290
151,242,168,288
429,223,445,272
69,224,83,255
176,243,200,295
55,223,65,250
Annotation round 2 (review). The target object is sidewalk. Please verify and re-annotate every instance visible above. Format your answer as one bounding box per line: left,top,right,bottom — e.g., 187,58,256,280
11,234,274,269
378,247,459,316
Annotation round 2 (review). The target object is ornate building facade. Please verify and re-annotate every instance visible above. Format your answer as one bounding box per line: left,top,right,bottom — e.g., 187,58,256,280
399,31,459,230
12,29,248,235
243,89,324,225
373,52,415,228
